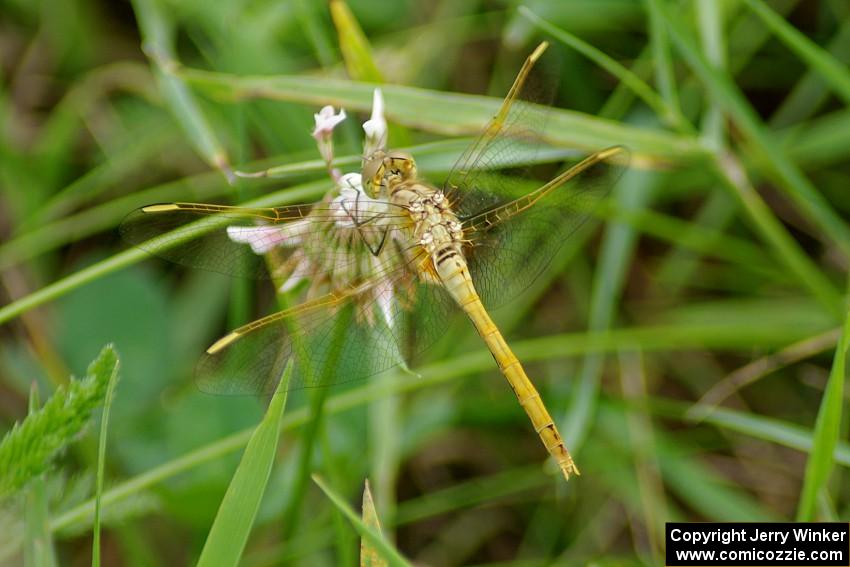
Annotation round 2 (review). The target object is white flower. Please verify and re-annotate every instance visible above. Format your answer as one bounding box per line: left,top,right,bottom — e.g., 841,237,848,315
312,105,346,139
228,94,399,325
279,256,312,293
226,221,310,254
312,105,346,166
331,173,388,228
362,89,387,158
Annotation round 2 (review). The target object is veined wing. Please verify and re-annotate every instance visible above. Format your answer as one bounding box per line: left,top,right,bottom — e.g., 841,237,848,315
462,146,630,310
443,41,554,219
119,199,412,279
196,245,458,395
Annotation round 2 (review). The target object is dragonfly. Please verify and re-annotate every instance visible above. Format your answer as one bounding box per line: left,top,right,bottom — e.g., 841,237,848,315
120,42,628,480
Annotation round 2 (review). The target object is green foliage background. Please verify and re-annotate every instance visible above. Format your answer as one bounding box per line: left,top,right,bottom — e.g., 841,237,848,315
0,0,849,565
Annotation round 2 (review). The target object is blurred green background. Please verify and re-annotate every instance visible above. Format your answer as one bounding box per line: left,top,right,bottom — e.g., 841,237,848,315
1,0,849,565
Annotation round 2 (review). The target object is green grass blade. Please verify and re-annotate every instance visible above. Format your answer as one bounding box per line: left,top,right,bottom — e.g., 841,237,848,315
712,153,843,316
0,136,582,325
742,0,850,105
179,67,709,164
0,179,328,326
770,21,850,128
519,6,689,132
196,361,293,567
92,352,120,567
696,0,727,146
369,371,400,541
312,475,412,567
656,1,850,259
0,345,119,498
0,139,497,270
294,0,336,67
618,351,665,561
46,319,828,536
644,0,682,122
651,398,850,468
360,480,388,567
562,166,657,450
330,0,383,82
796,300,850,520
131,0,234,183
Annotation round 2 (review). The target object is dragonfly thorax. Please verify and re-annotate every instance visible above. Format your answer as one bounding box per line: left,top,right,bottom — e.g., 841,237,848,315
391,182,465,280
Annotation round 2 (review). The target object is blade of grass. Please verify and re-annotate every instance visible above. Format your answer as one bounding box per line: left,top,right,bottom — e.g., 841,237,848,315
320,431,357,567
696,0,726,148
561,164,657,452
0,137,567,271
280,309,350,541
0,137,588,327
47,320,829,535
655,192,738,294
393,466,548,527
312,475,412,567
518,7,689,133
599,199,780,278
644,0,681,122
656,0,850,259
92,351,120,567
712,151,843,316
179,67,709,164
196,361,293,567
294,0,336,68
369,369,400,539
330,0,383,82
598,405,779,522
0,179,328,326
360,480,388,567
131,0,235,183
618,351,665,562
742,0,850,104
24,120,177,229
650,398,850,469
770,21,850,128
782,107,850,168
692,327,841,417
796,297,850,520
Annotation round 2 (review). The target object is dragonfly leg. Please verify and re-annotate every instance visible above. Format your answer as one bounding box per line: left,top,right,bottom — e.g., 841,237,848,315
339,193,391,256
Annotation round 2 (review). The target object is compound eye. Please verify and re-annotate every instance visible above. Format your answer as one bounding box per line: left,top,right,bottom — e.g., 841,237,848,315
362,160,381,181
362,150,387,179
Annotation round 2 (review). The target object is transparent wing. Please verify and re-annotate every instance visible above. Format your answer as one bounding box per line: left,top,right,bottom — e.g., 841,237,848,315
196,250,458,395
443,42,554,219
119,200,412,279
462,147,630,310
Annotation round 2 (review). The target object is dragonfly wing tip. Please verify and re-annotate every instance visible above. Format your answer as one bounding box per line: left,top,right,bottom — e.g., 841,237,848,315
142,204,180,213
207,332,240,354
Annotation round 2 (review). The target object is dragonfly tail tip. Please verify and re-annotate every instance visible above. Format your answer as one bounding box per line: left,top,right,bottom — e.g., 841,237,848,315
560,460,580,481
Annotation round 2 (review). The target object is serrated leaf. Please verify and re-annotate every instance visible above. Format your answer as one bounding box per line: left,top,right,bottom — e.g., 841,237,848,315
0,345,119,498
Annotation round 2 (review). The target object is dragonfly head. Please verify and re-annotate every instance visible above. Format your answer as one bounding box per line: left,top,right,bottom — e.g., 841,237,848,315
363,150,418,197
